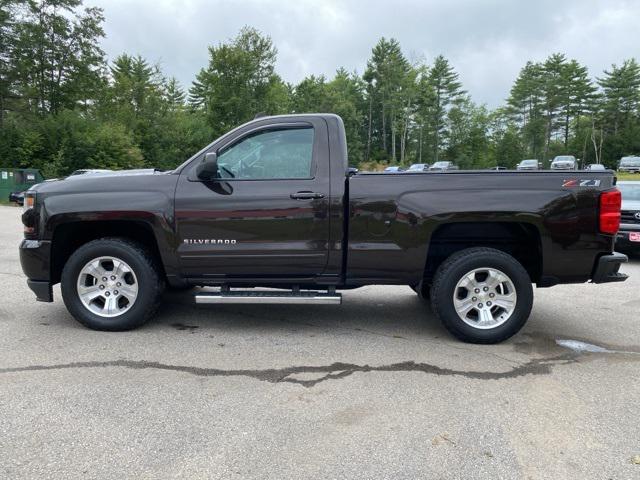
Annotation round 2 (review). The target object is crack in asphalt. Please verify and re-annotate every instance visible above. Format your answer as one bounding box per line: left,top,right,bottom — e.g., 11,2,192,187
268,317,523,366
0,354,577,388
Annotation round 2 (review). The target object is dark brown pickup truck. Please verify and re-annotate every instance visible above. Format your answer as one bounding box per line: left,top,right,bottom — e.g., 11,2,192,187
19,114,628,343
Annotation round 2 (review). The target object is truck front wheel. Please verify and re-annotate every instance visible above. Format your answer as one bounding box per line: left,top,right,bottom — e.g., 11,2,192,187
430,247,533,344
61,238,164,331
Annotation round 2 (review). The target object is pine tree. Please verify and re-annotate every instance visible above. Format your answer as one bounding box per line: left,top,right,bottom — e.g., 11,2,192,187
424,55,465,161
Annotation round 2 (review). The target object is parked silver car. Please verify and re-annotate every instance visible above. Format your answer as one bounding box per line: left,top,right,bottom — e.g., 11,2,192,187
618,156,640,174
516,159,540,171
383,166,406,173
429,161,458,171
407,163,430,172
550,155,577,170
585,164,606,171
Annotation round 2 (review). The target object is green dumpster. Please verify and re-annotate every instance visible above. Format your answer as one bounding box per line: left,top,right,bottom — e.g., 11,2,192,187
0,168,44,202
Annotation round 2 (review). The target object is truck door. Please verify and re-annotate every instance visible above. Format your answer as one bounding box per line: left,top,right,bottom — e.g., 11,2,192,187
174,117,331,279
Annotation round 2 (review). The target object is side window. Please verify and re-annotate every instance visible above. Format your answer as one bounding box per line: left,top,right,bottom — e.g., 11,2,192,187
217,127,314,180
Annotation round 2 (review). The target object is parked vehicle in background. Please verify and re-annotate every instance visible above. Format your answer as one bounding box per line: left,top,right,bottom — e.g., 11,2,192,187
550,155,577,170
407,163,430,172
489,166,507,171
618,156,640,174
19,114,628,344
69,169,112,176
9,191,25,205
586,164,606,171
429,161,458,171
516,159,540,171
383,166,406,173
616,181,640,253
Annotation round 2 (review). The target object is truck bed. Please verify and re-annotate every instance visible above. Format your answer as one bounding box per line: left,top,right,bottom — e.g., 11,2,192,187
346,170,616,286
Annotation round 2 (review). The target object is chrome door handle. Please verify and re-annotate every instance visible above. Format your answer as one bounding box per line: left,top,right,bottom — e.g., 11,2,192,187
290,191,324,200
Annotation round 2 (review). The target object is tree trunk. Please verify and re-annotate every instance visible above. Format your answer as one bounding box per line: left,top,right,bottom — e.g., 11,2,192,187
543,113,552,163
391,110,396,163
382,102,387,156
590,120,600,164
366,95,372,162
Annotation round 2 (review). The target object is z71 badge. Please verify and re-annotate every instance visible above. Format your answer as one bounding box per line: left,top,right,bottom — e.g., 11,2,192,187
562,179,602,188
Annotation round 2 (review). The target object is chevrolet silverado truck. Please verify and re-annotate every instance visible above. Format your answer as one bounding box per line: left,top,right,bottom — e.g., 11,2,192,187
19,114,629,343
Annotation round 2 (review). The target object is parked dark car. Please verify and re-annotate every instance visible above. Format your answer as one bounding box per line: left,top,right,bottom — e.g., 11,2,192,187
19,114,627,344
516,159,540,171
616,181,640,253
9,191,25,205
618,156,640,174
429,161,458,171
407,163,430,172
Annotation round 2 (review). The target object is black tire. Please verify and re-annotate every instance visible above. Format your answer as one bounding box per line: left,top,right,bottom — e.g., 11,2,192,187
430,247,533,344
61,238,164,331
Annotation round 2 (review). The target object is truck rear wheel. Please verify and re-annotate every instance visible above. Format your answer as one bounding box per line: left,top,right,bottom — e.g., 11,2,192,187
430,247,533,344
61,238,164,331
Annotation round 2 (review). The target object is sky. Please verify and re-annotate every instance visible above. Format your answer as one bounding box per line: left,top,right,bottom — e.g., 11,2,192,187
85,0,640,108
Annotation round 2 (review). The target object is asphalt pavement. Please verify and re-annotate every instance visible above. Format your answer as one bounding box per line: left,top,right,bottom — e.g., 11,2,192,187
0,205,639,479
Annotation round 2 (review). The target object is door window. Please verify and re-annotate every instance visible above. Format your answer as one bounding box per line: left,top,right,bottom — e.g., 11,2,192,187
216,127,314,180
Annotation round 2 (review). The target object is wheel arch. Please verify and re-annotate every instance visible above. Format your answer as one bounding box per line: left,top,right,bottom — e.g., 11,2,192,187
50,220,166,285
423,221,543,286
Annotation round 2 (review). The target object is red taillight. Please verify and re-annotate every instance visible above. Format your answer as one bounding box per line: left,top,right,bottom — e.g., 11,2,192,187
599,189,621,234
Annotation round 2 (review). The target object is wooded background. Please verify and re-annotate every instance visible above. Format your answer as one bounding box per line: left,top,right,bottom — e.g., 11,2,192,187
1,0,640,176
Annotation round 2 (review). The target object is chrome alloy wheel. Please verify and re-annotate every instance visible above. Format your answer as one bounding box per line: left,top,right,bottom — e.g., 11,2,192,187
76,256,139,318
452,267,517,329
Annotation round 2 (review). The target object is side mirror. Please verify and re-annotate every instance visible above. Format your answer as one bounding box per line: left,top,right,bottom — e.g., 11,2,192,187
196,152,219,181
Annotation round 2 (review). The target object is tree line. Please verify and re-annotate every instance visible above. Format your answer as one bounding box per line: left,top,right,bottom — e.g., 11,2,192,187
1,0,639,177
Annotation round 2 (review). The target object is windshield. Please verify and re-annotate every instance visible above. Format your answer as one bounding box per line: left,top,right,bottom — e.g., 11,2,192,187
553,156,575,162
520,160,537,166
619,183,640,201
620,157,640,167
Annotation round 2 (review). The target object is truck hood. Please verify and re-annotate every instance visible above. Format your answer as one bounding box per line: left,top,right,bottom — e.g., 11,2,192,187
30,169,174,195
65,168,160,179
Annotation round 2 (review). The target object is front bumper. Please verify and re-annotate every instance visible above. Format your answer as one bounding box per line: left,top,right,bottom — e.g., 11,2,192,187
20,239,53,302
591,252,628,283
27,280,53,302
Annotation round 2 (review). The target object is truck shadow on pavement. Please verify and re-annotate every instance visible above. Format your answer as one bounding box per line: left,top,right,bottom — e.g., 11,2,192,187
160,287,447,340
